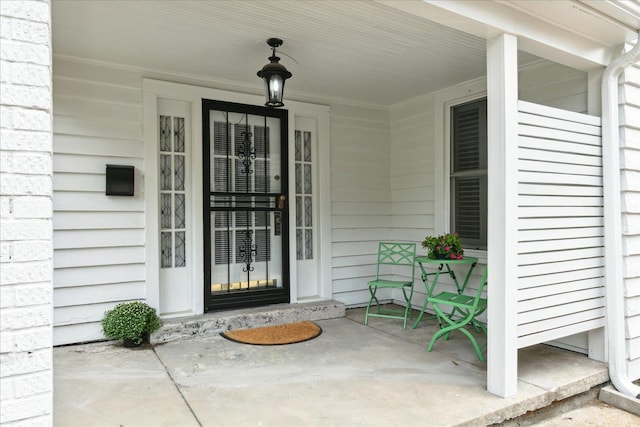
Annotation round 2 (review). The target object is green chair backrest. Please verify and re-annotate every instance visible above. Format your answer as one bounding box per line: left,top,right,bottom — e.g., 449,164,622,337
375,241,416,281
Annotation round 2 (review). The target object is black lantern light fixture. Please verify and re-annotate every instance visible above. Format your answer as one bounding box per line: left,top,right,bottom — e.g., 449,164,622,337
257,38,292,107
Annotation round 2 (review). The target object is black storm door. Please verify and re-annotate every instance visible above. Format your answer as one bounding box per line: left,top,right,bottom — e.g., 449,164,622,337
203,99,289,311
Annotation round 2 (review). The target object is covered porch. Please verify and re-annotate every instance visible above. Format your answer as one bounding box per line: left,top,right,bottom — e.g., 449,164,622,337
48,0,640,401
53,305,611,426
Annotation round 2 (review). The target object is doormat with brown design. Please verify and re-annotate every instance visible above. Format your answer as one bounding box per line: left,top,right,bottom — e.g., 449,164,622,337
220,321,322,345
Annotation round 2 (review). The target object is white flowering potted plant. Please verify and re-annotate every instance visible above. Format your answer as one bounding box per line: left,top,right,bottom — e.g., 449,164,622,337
102,301,162,347
421,232,464,260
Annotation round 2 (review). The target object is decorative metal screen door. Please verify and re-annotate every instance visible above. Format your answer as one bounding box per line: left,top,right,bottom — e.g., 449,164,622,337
203,99,289,311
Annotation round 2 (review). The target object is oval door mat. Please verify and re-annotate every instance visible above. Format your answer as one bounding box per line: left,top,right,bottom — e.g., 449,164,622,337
220,321,322,345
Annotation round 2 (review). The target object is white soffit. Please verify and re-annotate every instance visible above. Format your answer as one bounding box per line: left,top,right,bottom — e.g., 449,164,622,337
383,0,639,69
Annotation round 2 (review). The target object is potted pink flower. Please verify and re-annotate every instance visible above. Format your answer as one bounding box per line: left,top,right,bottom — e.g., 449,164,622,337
421,232,464,260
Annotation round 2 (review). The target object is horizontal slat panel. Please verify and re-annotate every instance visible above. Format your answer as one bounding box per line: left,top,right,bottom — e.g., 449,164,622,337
54,153,144,174
518,124,601,146
518,100,601,126
54,115,142,140
54,192,144,212
518,288,604,313
518,257,605,277
518,195,603,207
53,322,104,346
332,202,391,215
53,94,142,122
54,264,145,287
517,318,605,348
518,171,602,186
518,227,603,242
518,307,605,336
519,160,601,177
54,211,145,230
517,247,603,265
518,299,604,327
518,147,601,166
518,237,603,253
54,247,145,268
53,76,142,104
518,206,603,218
331,215,391,228
518,112,600,135
54,282,145,307
519,216,604,230
518,183,603,197
55,134,143,157
55,301,126,326
518,136,601,156
54,229,145,249
518,268,604,290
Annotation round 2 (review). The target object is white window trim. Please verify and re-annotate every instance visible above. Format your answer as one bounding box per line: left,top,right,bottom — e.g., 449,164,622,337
434,82,487,262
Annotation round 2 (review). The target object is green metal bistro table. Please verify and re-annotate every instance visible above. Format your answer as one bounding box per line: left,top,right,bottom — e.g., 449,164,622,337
412,256,478,329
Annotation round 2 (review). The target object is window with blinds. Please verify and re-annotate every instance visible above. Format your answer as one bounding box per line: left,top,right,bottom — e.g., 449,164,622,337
450,98,487,250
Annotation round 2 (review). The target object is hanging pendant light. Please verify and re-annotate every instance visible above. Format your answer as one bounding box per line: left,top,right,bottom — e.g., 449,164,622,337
257,38,292,107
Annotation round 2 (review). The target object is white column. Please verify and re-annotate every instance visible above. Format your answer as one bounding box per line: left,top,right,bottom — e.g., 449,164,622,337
486,33,519,397
0,0,54,424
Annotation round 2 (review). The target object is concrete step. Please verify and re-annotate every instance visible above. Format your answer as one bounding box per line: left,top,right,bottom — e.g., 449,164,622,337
152,299,345,344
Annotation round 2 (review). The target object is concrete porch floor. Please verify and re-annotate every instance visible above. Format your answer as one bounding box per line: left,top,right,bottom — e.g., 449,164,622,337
54,304,634,426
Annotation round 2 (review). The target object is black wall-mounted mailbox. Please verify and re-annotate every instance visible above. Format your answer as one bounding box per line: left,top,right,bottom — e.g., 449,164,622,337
106,164,135,196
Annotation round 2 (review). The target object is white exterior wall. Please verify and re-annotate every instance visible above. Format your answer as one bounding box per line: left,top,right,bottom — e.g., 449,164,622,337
330,104,392,306
52,59,145,345
0,0,54,425
620,59,640,381
389,60,588,310
51,57,391,343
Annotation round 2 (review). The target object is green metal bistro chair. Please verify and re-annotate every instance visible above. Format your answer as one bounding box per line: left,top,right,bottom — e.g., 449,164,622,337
364,242,417,329
426,267,488,361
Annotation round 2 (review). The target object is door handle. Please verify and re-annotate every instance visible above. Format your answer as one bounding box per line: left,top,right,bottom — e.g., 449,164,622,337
278,195,286,210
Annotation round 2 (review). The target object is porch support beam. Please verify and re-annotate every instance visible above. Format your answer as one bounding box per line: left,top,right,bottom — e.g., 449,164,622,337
487,33,519,398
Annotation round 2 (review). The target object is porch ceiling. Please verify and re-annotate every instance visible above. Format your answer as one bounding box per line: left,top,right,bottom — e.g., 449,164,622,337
52,0,640,107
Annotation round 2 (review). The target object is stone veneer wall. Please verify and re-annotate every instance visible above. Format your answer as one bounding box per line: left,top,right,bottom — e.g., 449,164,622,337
0,0,54,425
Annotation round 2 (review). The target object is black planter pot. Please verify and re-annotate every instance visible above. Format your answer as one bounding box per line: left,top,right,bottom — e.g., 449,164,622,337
122,332,150,348
123,338,141,348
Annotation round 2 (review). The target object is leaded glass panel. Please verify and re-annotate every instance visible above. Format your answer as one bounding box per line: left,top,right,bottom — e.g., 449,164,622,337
159,113,187,270
296,229,303,260
304,196,312,227
161,232,172,268
175,231,186,267
160,193,172,229
305,230,313,260
174,155,185,191
160,116,171,152
304,164,312,194
295,164,302,194
296,196,302,227
304,131,312,162
295,130,301,161
174,193,185,229
174,117,185,153
160,155,172,191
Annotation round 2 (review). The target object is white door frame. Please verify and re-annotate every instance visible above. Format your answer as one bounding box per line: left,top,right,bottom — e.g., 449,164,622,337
143,79,331,314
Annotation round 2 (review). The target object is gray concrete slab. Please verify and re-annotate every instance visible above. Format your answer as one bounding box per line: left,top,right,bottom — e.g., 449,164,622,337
53,307,612,427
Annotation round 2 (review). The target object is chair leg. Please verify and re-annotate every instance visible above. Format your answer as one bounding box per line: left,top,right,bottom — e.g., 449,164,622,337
427,303,484,361
364,286,379,326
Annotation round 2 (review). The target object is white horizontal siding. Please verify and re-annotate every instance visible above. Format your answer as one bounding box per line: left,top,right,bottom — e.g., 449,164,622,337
329,104,395,305
516,101,605,349
621,60,640,379
52,58,145,345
